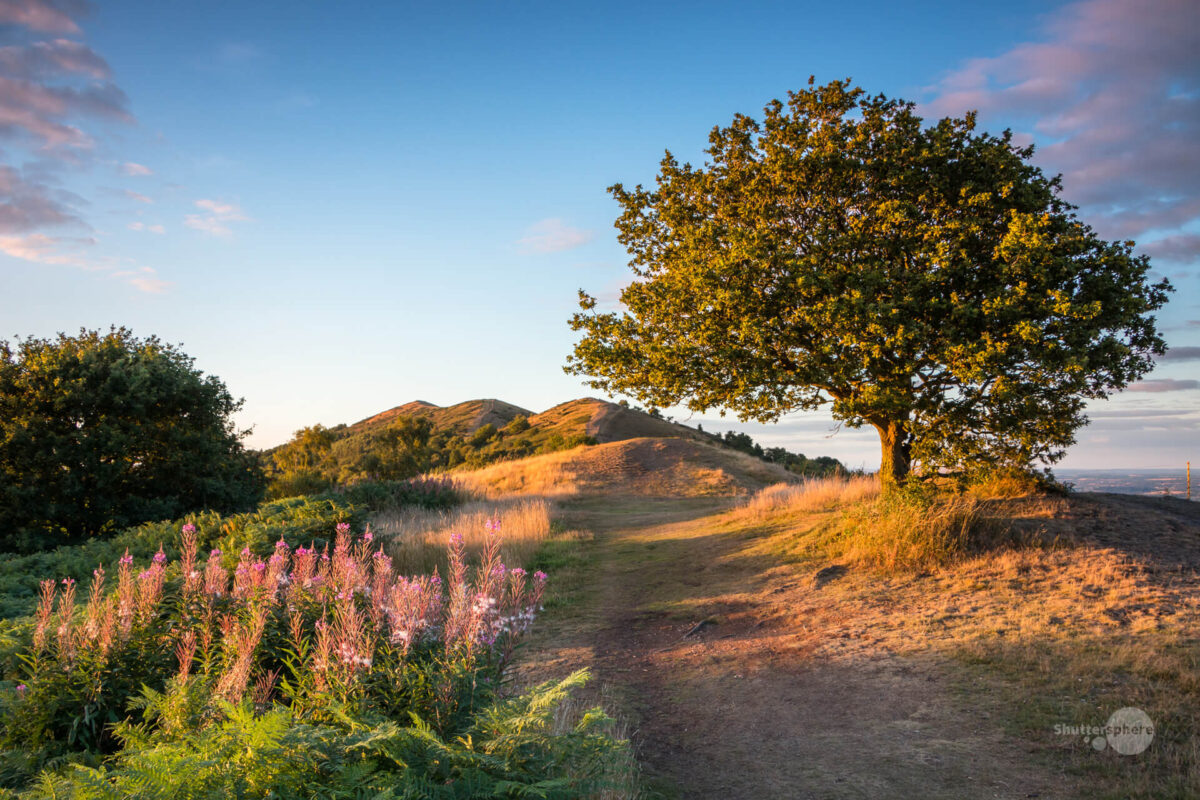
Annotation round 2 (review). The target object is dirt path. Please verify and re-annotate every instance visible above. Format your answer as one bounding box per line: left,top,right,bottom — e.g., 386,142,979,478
519,495,1080,799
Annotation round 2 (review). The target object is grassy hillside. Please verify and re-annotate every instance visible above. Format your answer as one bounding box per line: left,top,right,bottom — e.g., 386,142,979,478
354,398,533,434
353,397,706,445
262,397,844,498
451,436,799,499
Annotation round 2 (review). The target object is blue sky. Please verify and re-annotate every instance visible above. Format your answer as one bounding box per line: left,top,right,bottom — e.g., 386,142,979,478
1,0,1197,470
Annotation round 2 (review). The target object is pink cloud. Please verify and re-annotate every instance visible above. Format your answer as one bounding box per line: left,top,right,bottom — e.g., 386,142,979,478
1141,234,1200,264
517,218,594,254
924,0,1200,258
0,231,87,265
1158,346,1200,362
0,1,167,294
1,232,169,293
128,275,168,293
0,7,131,155
1126,378,1200,393
0,39,110,80
111,266,170,293
0,1,80,34
128,221,164,234
185,198,248,236
0,163,82,233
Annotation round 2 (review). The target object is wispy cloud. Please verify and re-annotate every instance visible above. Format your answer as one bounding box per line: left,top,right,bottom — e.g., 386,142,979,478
0,1,80,35
0,2,165,294
517,218,594,254
0,163,82,232
110,266,169,294
0,38,109,79
184,198,248,236
0,30,131,154
1126,378,1200,393
0,231,90,266
128,221,164,234
122,188,152,204
924,0,1200,259
1159,346,1200,362
119,161,152,176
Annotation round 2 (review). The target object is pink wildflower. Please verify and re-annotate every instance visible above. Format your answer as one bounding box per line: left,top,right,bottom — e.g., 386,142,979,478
33,579,55,652
181,524,201,596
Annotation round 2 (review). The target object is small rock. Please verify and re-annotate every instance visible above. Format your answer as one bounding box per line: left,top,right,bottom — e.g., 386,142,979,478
812,564,848,588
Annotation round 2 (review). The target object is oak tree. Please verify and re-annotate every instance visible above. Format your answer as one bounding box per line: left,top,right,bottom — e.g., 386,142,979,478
566,80,1171,491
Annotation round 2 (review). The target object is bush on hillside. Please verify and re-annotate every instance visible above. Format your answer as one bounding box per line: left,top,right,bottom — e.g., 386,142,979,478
0,328,263,553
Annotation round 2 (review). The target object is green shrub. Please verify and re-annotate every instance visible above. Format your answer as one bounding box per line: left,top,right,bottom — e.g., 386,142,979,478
11,670,631,800
0,328,263,552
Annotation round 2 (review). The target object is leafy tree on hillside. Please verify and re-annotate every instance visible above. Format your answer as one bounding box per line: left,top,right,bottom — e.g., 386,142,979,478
333,416,436,482
711,430,844,477
502,414,532,435
567,79,1171,491
0,328,262,551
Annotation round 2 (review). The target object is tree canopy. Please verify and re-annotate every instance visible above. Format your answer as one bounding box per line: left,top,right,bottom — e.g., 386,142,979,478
0,328,262,550
566,79,1171,491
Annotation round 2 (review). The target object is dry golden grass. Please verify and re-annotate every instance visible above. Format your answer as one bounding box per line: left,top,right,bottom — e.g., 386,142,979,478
451,437,797,500
736,476,1066,574
965,469,1051,500
722,489,1200,797
451,452,581,499
375,498,552,575
832,493,1003,573
736,476,880,519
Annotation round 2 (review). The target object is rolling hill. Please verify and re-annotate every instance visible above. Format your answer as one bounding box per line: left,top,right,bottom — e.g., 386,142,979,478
261,396,843,497
451,435,799,498
350,397,708,445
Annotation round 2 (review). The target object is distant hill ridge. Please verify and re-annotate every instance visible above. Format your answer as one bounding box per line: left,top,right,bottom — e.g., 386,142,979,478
352,397,708,446
261,397,843,498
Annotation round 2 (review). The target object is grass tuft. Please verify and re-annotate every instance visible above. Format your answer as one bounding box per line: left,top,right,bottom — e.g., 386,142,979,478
736,476,880,519
377,498,553,574
833,492,997,573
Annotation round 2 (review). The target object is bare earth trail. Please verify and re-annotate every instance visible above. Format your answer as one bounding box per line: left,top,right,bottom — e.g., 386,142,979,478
517,494,1080,800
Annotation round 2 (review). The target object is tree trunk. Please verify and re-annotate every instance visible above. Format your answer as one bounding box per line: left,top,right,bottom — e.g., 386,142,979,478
874,419,912,495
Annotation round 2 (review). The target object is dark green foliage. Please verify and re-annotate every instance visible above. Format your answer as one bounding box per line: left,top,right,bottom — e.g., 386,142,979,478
326,477,461,515
264,416,597,499
0,328,263,551
710,430,844,477
501,415,531,435
566,79,1171,491
331,416,437,483
9,671,631,799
